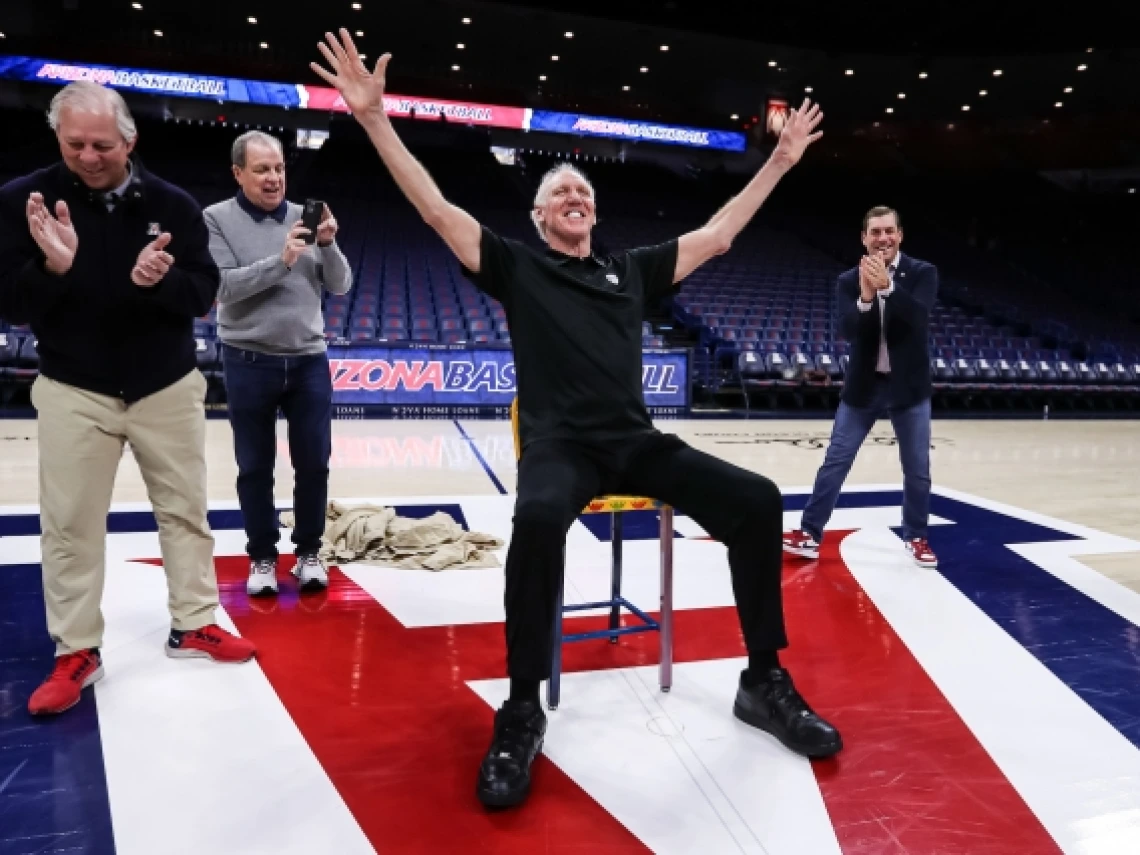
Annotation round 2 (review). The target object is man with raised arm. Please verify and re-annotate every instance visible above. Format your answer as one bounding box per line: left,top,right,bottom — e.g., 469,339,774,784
312,30,842,809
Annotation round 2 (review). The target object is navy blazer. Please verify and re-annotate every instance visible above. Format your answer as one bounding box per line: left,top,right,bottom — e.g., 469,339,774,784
835,252,938,409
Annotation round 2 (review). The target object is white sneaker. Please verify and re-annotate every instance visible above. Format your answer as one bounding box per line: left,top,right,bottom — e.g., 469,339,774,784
293,553,329,591
246,558,279,596
782,529,820,559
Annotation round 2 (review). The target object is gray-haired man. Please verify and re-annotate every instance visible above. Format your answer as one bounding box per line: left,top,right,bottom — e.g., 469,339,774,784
203,131,353,597
0,81,257,717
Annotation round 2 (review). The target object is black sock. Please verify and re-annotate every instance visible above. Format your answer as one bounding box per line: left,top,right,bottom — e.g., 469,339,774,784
508,678,540,706
742,650,781,686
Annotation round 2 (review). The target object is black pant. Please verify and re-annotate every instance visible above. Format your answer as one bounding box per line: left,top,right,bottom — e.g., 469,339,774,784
221,344,333,561
505,431,787,680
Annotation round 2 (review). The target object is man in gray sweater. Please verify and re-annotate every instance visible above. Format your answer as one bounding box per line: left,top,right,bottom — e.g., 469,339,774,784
203,131,353,597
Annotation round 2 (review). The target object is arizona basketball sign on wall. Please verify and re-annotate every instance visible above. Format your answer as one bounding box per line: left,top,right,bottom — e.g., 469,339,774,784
326,345,691,418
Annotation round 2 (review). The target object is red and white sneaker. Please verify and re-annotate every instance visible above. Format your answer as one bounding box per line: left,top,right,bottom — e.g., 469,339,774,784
28,649,104,716
165,625,256,663
906,538,939,569
782,529,820,559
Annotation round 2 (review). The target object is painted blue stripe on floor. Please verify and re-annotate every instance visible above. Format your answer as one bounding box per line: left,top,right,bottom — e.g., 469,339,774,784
0,563,116,855
0,509,253,538
916,495,1140,749
452,420,508,495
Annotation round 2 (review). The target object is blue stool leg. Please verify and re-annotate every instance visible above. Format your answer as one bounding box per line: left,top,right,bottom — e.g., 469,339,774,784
659,506,674,692
548,580,564,710
609,511,623,644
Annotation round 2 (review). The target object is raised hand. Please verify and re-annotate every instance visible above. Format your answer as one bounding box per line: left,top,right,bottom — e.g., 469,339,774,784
772,99,824,169
27,193,78,275
132,232,175,288
310,29,389,120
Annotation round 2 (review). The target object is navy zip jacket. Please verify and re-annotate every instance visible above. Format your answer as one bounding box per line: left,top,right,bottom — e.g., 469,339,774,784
834,252,938,409
0,159,219,402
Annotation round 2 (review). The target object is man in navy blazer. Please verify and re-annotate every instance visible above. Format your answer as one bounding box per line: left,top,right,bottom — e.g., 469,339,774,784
784,206,939,569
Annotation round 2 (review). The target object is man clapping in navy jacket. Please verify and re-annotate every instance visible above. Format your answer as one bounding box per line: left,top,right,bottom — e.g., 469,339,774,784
0,81,256,718
784,206,940,570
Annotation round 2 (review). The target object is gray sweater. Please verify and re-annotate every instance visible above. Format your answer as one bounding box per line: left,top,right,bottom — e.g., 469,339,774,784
203,197,353,355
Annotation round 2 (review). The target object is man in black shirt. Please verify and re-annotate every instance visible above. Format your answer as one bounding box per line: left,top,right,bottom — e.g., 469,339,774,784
313,30,842,808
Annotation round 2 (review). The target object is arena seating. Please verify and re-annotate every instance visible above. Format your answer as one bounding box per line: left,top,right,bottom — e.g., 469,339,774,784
1,110,1137,413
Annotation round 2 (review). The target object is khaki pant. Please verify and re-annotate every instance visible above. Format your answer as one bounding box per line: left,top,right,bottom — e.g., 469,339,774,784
32,370,218,655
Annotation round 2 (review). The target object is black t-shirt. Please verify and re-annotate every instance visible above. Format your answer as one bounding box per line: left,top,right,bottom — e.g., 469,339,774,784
463,227,678,449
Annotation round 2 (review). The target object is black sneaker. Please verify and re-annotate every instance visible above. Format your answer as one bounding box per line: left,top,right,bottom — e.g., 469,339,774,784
476,699,547,808
733,668,842,758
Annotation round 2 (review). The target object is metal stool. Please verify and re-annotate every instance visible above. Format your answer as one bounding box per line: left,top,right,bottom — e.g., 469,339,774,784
510,400,674,710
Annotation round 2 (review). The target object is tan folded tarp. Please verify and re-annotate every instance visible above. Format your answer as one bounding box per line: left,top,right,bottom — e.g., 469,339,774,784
280,501,505,571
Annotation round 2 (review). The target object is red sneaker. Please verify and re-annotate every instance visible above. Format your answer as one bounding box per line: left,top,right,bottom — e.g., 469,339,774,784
28,650,104,716
165,625,257,663
906,538,939,569
782,529,820,559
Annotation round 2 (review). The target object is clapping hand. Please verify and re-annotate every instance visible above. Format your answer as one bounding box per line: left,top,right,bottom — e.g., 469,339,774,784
859,254,890,301
26,193,78,275
132,233,175,288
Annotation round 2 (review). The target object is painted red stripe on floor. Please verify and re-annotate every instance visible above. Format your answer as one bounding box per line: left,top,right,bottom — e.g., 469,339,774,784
198,530,1061,855
213,556,651,855
781,532,1062,855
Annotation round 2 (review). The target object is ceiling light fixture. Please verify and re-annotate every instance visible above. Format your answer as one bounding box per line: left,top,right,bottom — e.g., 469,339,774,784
730,113,738,120
259,42,268,49
1077,64,1087,71
640,66,648,73
355,30,364,37
768,60,777,67
804,86,813,93
660,45,669,51
979,89,988,96
1064,86,1073,93
539,74,546,81
622,85,630,91
153,29,163,36
962,104,970,111
898,92,906,99
451,64,460,71
1055,101,1063,107
456,43,464,49
247,16,256,23
462,17,471,23
845,69,854,76
132,2,142,7
564,31,573,38
919,71,928,79
352,2,361,8
993,69,1002,76
885,107,894,114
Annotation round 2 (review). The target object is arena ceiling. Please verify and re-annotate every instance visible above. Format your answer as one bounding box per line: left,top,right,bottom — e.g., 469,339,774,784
3,1,1138,134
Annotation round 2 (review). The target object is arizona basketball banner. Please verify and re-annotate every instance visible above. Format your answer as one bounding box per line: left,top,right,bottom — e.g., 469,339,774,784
326,344,690,417
298,86,530,129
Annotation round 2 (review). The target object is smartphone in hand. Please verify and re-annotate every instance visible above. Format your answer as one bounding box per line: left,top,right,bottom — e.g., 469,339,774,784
301,199,324,245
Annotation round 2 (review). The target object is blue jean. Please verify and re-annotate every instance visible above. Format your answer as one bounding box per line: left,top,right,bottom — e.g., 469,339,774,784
221,344,332,561
800,376,932,542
